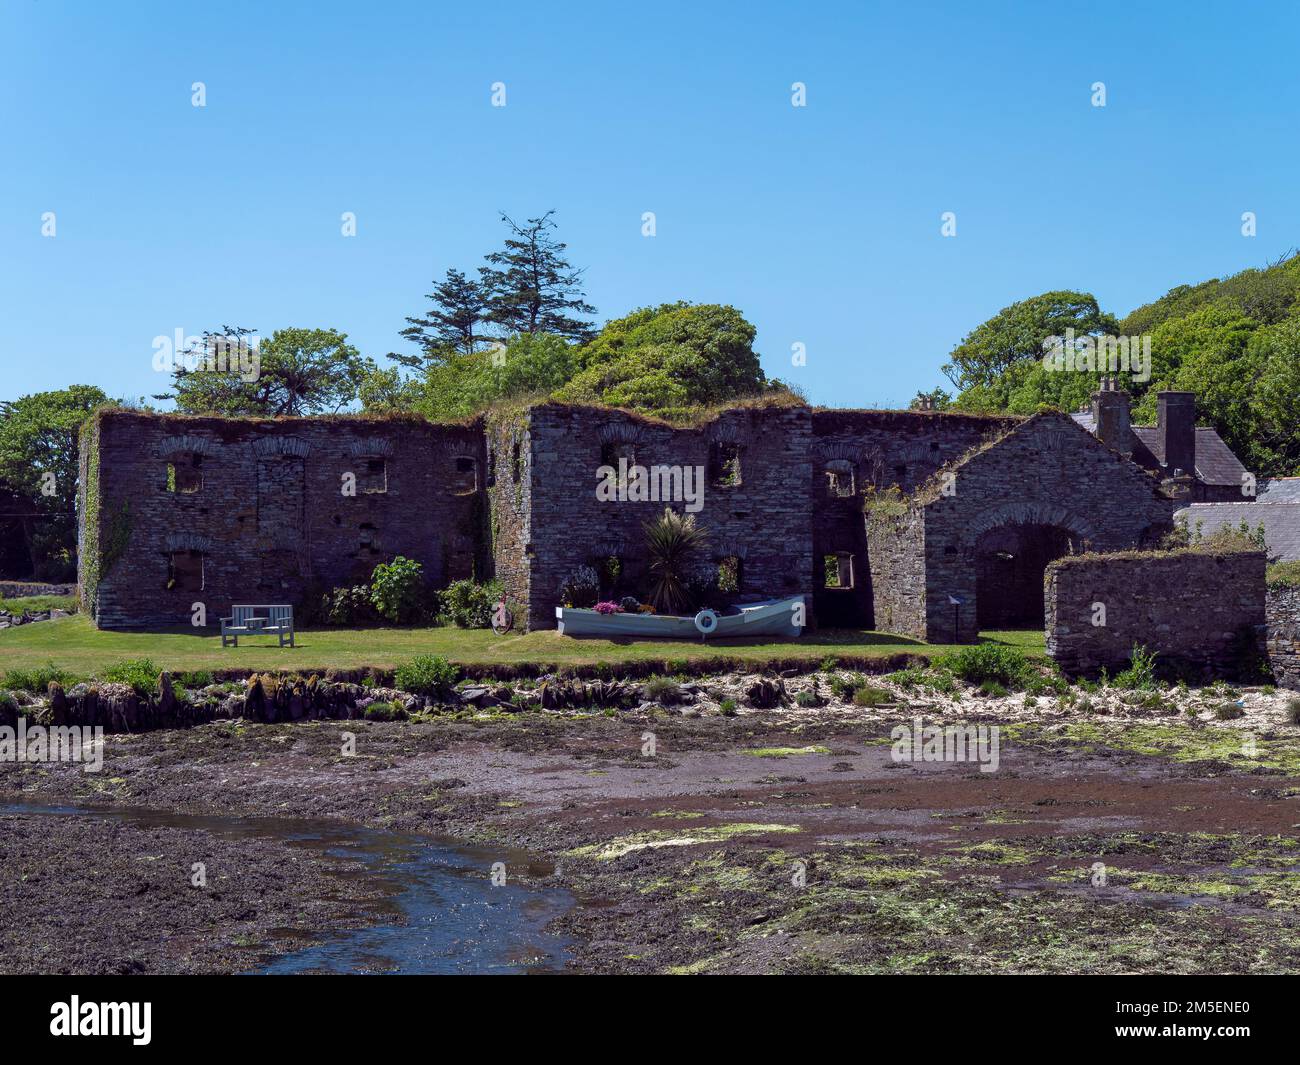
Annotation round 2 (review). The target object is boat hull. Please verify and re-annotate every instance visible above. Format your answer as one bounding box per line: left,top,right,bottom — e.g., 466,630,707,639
556,596,807,640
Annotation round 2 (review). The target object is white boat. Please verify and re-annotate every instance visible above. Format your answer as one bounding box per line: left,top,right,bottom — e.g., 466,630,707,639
556,595,807,640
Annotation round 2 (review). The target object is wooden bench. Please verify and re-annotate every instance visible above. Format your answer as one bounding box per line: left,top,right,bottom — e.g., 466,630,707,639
220,604,295,648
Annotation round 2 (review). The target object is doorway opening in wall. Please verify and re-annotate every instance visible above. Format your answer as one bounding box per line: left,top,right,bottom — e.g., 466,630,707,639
166,550,204,592
973,523,1076,628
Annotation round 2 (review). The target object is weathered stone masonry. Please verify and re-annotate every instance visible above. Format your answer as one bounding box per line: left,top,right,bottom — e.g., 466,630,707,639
82,397,1224,640
79,411,483,628
1045,549,1267,676
1266,583,1300,691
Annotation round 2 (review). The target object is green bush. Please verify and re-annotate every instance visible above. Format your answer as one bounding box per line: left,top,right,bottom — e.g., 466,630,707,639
322,585,379,626
100,658,159,698
394,655,459,698
438,578,504,628
369,556,426,623
852,684,893,708
1287,697,1300,725
176,670,214,690
363,700,406,721
718,698,737,716
1113,644,1159,691
1,661,74,693
1213,702,1245,721
643,676,682,704
933,644,1030,690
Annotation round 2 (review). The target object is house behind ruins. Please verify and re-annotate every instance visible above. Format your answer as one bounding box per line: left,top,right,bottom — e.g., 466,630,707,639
78,384,1248,640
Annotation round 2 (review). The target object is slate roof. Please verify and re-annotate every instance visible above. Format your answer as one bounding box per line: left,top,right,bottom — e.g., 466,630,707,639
1173,502,1300,562
1069,412,1247,486
1258,477,1300,502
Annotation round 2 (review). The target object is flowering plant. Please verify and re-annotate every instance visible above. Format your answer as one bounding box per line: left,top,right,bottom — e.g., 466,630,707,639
593,601,624,615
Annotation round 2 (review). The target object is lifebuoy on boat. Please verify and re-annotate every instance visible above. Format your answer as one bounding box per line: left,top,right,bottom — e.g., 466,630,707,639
694,609,720,637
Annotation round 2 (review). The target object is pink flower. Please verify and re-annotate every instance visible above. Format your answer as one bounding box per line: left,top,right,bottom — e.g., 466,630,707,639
593,601,624,615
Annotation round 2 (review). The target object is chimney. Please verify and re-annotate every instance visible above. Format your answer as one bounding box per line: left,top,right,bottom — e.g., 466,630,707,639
1090,375,1131,456
1157,391,1196,477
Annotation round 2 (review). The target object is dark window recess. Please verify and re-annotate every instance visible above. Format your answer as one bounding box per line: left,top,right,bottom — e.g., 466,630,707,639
358,458,387,494
485,447,496,488
165,455,203,493
893,464,907,483
600,441,636,471
511,440,523,483
166,550,204,592
717,555,743,594
359,523,380,555
823,552,854,590
824,460,856,498
709,442,743,487
452,456,478,495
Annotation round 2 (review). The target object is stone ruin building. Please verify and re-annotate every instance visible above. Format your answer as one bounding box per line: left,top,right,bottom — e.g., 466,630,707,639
77,383,1251,641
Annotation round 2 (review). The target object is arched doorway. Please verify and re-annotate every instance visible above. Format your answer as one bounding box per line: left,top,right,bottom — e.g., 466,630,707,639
973,522,1079,628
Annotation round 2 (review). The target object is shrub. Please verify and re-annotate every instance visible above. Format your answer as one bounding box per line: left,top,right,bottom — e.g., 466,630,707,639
852,685,893,707
618,596,641,613
369,556,426,623
438,578,503,628
643,508,709,615
1113,644,1159,691
1213,702,1245,720
1287,697,1300,725
819,655,840,673
176,670,214,690
1,661,74,693
100,658,159,698
394,655,459,698
978,680,1008,698
718,698,737,716
795,689,823,708
933,644,1030,690
643,676,682,704
322,585,379,626
363,701,406,721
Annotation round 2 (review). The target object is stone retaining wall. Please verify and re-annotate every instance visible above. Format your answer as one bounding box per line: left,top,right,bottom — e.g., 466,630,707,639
1266,583,1300,690
1045,549,1266,677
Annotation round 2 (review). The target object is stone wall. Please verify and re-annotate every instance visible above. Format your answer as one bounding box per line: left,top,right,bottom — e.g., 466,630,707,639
1266,583,1300,690
1045,549,1267,676
82,410,484,629
809,409,1014,626
920,413,1176,643
865,504,926,641
521,402,813,631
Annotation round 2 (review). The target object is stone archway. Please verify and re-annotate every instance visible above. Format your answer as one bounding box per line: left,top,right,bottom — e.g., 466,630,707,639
964,504,1095,629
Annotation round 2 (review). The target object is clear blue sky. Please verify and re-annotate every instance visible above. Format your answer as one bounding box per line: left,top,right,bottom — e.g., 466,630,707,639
3,0,1298,409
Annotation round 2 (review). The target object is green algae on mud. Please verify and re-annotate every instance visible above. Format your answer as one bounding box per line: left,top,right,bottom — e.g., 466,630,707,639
739,745,833,758
1004,720,1300,774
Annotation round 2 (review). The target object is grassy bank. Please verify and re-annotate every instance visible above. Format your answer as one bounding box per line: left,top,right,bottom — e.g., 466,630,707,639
0,614,1044,678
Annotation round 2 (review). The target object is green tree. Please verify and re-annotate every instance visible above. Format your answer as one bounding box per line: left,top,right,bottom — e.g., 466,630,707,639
1252,318,1300,475
0,384,111,579
395,268,487,368
478,211,595,340
165,327,371,415
559,302,766,415
943,291,1118,394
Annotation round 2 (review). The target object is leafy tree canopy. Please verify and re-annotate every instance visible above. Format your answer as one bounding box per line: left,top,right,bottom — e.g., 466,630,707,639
164,326,371,415
942,291,1118,393
558,302,767,416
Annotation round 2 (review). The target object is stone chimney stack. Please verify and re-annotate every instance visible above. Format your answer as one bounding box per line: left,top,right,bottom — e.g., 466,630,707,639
1157,391,1196,478
1090,375,1131,456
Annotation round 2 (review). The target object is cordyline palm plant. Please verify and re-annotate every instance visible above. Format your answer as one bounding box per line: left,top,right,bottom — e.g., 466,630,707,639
643,507,709,615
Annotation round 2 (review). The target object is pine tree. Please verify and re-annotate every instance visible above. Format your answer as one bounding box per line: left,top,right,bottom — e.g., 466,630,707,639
478,211,595,341
395,268,487,368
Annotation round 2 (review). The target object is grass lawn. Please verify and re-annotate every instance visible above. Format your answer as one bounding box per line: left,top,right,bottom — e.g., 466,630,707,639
0,594,79,614
0,614,1045,679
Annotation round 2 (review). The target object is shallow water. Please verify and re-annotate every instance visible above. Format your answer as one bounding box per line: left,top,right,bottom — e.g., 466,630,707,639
1,801,574,975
